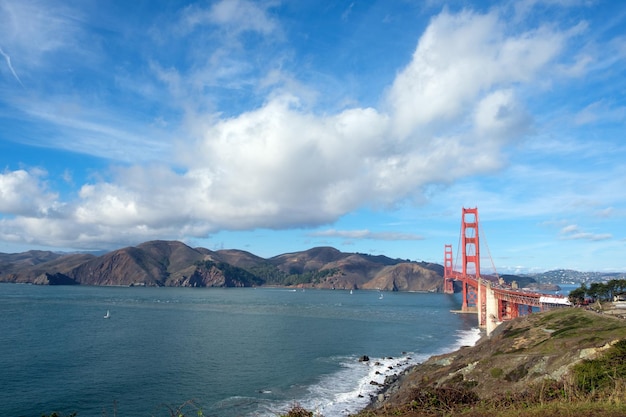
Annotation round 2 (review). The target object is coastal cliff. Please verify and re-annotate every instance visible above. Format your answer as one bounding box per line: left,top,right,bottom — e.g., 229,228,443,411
357,307,626,417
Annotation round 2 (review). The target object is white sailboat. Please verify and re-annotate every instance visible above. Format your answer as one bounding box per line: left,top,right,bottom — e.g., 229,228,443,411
104,310,110,319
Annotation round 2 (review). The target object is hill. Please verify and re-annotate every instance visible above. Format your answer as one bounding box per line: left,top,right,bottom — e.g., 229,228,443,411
360,307,626,417
0,241,445,291
528,269,626,285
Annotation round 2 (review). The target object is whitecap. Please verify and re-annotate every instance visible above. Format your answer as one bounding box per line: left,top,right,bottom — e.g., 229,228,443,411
256,328,483,417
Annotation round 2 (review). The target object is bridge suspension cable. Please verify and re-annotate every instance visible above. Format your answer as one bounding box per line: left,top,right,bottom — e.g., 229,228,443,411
443,207,571,335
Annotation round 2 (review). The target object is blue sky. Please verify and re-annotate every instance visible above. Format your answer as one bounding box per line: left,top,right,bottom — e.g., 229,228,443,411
0,0,625,273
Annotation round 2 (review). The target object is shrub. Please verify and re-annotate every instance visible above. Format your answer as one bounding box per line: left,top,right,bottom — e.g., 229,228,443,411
490,367,503,378
572,339,626,394
408,386,480,413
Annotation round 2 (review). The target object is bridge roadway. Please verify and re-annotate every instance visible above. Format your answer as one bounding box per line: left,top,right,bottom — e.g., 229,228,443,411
446,272,571,335
444,207,571,335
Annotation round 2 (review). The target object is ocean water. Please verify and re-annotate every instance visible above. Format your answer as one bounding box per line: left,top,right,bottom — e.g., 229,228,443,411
0,284,480,417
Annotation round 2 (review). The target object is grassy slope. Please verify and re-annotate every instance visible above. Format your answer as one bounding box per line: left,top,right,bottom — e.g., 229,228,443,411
354,307,626,417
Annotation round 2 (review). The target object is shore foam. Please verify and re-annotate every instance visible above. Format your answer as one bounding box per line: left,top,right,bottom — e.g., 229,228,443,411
261,327,482,417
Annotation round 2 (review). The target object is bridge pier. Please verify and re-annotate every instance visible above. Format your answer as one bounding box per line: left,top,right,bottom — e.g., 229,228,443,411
444,207,572,337
484,282,500,336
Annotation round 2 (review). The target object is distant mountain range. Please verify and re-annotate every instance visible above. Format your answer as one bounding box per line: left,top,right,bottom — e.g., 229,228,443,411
0,240,445,291
2,241,620,291
523,269,626,285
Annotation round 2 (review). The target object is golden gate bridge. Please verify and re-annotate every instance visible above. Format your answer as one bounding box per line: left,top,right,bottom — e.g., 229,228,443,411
443,207,571,335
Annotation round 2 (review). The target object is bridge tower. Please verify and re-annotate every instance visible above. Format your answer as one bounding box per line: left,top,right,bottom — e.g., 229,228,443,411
460,207,480,311
443,207,571,335
443,244,454,294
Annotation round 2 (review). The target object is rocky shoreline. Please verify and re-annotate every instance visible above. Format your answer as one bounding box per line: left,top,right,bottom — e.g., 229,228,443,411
363,332,485,410
359,307,626,415
367,362,417,408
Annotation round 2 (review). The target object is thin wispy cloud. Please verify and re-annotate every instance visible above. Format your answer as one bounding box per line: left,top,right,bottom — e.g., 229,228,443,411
310,229,424,241
560,224,612,241
0,46,23,86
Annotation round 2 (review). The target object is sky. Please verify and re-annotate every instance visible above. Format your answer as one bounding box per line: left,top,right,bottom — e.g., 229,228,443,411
0,0,625,273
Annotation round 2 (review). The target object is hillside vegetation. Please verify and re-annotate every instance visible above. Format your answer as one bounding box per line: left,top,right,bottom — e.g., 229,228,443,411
356,307,626,417
0,240,444,291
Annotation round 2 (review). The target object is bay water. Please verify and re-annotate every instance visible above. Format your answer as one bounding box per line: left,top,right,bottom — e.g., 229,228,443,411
0,284,479,417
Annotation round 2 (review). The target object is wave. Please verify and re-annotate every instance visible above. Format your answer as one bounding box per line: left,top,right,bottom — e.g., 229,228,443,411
446,327,483,353
254,327,482,417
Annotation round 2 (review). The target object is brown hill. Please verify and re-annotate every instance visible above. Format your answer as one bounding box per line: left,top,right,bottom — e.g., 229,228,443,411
0,250,63,268
210,248,270,269
270,246,350,274
70,245,173,286
265,247,444,290
0,252,95,283
0,241,445,290
362,262,441,292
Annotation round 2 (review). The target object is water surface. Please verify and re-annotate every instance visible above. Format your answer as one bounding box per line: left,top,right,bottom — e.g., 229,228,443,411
0,285,478,417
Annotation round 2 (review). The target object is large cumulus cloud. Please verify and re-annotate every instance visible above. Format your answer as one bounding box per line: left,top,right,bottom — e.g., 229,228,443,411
0,6,577,249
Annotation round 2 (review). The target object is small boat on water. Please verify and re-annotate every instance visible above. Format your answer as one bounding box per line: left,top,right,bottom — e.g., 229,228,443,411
104,310,110,319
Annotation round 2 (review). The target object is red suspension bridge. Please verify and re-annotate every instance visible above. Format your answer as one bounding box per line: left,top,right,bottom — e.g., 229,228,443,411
443,207,570,335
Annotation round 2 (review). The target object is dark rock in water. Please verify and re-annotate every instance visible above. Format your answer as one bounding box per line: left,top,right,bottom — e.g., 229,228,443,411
359,355,370,362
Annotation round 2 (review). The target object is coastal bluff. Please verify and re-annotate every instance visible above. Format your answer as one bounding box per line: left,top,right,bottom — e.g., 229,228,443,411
361,307,626,417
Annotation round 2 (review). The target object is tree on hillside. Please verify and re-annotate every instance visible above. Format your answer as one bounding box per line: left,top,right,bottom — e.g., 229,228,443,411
569,279,626,304
569,285,587,306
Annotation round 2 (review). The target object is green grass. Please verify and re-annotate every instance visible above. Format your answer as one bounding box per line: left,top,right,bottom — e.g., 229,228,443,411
347,337,626,417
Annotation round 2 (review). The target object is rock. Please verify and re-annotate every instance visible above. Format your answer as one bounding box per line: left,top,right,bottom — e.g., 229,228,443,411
33,272,78,285
359,355,370,362
384,375,398,385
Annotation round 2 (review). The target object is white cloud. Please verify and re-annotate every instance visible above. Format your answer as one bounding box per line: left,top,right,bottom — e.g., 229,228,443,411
474,89,531,141
179,0,278,36
0,6,590,250
0,46,23,85
384,9,563,139
0,169,58,216
595,207,614,218
560,224,612,241
310,229,423,241
209,0,278,35
574,100,626,125
561,224,579,234
0,0,85,73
